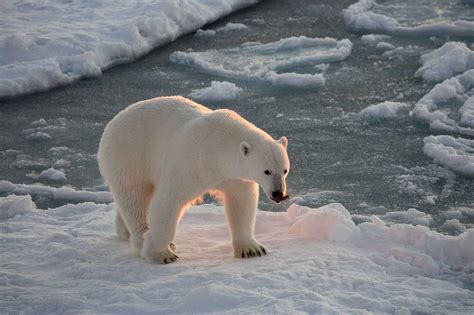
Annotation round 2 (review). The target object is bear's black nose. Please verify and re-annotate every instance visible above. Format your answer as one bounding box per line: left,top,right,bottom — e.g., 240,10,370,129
271,191,289,203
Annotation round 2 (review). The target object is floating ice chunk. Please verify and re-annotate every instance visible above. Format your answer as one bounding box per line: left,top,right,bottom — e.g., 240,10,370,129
28,168,67,182
413,69,474,136
195,29,217,37
381,208,432,226
359,101,410,121
26,131,51,140
0,0,259,98
415,42,474,83
423,135,474,177
195,22,248,37
343,0,474,37
217,22,248,32
360,34,392,46
375,41,395,51
0,194,37,220
0,180,113,204
189,81,242,102
170,36,352,88
264,71,325,89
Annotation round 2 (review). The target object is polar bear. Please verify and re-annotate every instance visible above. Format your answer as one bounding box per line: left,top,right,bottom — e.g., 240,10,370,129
97,96,290,264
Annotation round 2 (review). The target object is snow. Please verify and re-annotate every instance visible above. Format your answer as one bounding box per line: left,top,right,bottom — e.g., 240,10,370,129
415,42,474,83
189,81,242,102
423,135,474,177
0,0,259,99
358,101,410,121
1,193,473,313
343,0,474,37
413,69,474,136
170,36,352,88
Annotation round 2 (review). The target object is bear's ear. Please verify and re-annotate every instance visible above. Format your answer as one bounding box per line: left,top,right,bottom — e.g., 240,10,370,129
240,142,251,157
278,136,288,149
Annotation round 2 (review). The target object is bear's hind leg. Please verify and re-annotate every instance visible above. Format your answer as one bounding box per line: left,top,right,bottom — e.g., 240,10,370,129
218,180,269,259
115,209,130,241
113,183,153,255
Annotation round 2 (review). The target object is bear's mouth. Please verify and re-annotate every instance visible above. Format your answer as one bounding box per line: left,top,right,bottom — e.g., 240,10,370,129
271,194,289,203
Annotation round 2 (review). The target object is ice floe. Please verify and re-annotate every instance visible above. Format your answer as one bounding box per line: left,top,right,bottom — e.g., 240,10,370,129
358,101,410,121
170,36,352,89
26,167,67,182
0,180,112,204
343,0,474,37
0,0,259,98
1,194,474,313
415,42,474,83
423,135,474,177
413,69,474,136
189,81,242,102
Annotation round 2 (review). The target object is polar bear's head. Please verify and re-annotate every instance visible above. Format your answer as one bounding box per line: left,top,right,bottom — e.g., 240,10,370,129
239,136,290,203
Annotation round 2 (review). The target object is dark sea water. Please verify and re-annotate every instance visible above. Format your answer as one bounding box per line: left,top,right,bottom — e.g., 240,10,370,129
0,0,473,232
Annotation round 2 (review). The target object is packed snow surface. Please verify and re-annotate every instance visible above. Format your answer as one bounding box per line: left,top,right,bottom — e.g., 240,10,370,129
343,0,474,37
415,42,474,83
0,0,258,99
189,81,242,102
170,36,352,88
1,193,473,313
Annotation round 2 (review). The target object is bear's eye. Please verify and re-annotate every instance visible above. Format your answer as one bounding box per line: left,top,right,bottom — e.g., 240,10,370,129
264,170,272,175
283,169,288,174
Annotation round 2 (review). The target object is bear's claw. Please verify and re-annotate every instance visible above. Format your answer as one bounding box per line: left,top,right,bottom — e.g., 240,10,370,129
235,243,269,259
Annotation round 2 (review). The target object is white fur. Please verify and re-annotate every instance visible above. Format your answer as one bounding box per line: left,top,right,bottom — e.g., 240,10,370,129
97,96,290,263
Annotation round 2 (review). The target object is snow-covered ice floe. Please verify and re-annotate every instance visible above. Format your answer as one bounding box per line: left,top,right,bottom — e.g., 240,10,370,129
0,180,112,204
1,194,473,313
189,81,242,102
358,101,410,122
413,69,474,136
413,69,474,176
416,42,474,83
343,0,474,37
170,36,352,89
423,135,474,177
0,0,259,99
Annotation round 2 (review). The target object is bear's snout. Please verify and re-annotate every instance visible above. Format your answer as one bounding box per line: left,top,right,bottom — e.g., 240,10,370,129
271,191,289,203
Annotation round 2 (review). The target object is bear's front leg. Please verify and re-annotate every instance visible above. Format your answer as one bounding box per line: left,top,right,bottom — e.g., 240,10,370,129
141,191,182,264
218,180,270,259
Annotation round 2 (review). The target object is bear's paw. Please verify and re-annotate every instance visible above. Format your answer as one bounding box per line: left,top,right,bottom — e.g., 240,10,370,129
233,242,270,259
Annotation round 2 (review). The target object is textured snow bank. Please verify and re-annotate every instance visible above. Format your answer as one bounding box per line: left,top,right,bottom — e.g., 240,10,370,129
359,101,410,121
423,135,474,177
0,194,36,220
343,0,474,37
189,81,242,102
0,0,258,99
170,36,352,88
1,194,474,313
413,69,474,136
416,42,474,83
